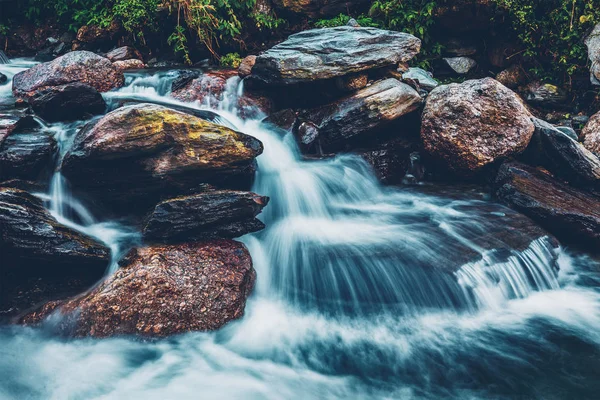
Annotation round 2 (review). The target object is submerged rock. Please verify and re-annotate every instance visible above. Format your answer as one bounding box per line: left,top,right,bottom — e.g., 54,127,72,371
495,162,600,249
0,131,56,182
28,83,106,122
12,51,124,100
421,78,534,172
295,78,422,152
586,23,600,85
61,104,263,212
0,187,110,316
251,26,421,85
582,111,600,156
22,240,256,337
143,190,269,242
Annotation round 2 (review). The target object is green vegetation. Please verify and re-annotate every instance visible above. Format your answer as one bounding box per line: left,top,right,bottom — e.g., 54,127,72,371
220,52,242,68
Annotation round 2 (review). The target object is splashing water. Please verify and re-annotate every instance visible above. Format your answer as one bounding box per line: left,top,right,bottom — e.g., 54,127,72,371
1,65,600,399
0,50,9,64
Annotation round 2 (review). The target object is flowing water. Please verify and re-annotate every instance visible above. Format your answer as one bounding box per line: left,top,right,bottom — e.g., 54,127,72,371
1,63,600,400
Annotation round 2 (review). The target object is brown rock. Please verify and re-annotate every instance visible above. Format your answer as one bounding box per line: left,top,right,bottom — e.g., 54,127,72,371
238,55,256,78
12,51,124,100
582,112,600,156
335,73,368,92
76,21,120,45
421,78,534,172
22,240,256,337
495,64,527,89
112,59,145,72
106,46,143,62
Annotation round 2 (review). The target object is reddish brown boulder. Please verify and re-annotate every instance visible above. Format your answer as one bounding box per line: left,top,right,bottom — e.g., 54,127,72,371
421,78,534,172
22,240,256,337
106,46,143,62
582,112,600,156
113,59,145,72
238,55,256,78
12,51,124,100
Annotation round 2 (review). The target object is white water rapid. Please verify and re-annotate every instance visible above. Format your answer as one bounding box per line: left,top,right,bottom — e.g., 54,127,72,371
1,65,600,400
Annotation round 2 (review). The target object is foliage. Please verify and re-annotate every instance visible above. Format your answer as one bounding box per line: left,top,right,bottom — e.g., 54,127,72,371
220,52,242,67
314,14,379,28
492,0,600,83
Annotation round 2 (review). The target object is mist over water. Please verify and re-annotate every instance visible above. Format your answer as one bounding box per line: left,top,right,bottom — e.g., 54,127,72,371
1,65,600,400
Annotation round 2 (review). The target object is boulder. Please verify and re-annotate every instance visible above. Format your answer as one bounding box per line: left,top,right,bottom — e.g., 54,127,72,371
585,23,600,85
523,81,567,108
171,70,272,118
61,104,263,212
238,55,256,78
75,22,121,49
495,64,527,89
12,51,124,100
251,26,421,85
143,190,269,242
22,240,256,337
0,187,110,316
443,57,477,75
0,132,57,182
112,59,145,72
355,138,416,184
582,111,600,156
294,78,422,152
421,78,534,172
106,46,143,62
0,72,7,85
524,118,600,186
28,83,106,122
401,67,438,91
495,162,600,249
272,0,370,18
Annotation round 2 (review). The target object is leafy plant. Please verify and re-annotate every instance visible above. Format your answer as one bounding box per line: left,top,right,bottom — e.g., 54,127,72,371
314,13,380,28
220,52,242,67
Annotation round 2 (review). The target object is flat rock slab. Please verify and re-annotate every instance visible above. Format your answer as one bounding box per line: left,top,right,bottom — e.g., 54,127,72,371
251,26,421,85
22,240,256,337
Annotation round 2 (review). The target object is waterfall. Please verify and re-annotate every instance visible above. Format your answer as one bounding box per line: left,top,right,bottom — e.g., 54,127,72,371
0,50,9,64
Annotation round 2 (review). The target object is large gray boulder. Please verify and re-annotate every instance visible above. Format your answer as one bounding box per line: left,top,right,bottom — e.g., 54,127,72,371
585,23,600,85
421,78,534,172
251,26,421,85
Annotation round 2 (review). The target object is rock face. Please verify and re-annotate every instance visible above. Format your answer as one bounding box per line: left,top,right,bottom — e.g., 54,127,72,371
272,0,370,18
28,83,106,122
12,51,124,100
582,111,600,156
495,162,600,249
143,191,269,242
0,187,110,316
296,78,422,151
525,118,600,186
586,23,600,85
106,46,143,62
0,132,57,182
421,78,534,172
251,26,421,85
23,240,256,337
61,104,263,212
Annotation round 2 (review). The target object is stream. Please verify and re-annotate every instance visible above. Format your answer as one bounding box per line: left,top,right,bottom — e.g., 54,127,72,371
1,64,600,400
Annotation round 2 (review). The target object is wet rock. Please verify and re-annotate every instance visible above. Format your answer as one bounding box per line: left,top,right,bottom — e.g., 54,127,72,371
585,23,600,85
251,26,421,85
355,138,416,184
106,46,143,62
238,55,256,78
112,59,145,72
262,108,299,133
143,190,269,242
495,162,600,249
0,72,7,85
495,64,527,89
171,70,272,118
582,112,600,156
272,0,370,18
61,104,263,213
0,187,110,316
347,18,360,27
0,115,22,145
443,57,477,75
295,78,422,152
523,81,567,108
12,51,124,101
22,240,256,337
401,67,438,91
524,118,600,186
0,132,56,182
421,78,534,172
28,83,106,122
171,70,201,93
335,73,368,92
